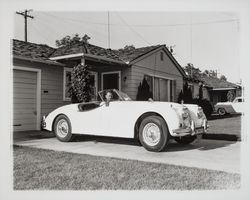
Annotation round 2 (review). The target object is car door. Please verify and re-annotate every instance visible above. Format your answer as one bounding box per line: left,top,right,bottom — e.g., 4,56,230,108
98,101,133,138
71,103,102,135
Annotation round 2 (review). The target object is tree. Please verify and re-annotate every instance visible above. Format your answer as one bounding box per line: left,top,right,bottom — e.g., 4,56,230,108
55,33,91,47
220,75,227,81
184,63,202,79
119,45,136,52
69,63,92,103
136,77,152,101
198,83,203,100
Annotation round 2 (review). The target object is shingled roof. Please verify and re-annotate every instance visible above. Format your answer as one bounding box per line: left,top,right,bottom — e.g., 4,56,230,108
13,39,186,77
13,39,56,62
50,42,163,63
199,75,240,89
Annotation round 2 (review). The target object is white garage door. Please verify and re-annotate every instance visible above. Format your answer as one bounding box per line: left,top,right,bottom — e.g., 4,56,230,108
13,69,38,131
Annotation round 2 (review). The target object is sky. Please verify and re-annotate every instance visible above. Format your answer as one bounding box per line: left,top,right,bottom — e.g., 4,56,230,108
14,11,240,83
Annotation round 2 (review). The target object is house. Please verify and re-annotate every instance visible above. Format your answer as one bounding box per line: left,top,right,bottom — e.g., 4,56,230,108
185,74,241,105
13,39,186,132
199,75,242,105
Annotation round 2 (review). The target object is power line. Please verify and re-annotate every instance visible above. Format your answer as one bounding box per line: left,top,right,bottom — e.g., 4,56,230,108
30,22,52,44
36,12,239,28
115,12,151,46
16,9,34,42
108,11,110,48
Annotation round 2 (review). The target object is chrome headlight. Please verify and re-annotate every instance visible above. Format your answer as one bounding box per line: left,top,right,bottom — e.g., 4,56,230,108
181,107,191,128
197,107,205,119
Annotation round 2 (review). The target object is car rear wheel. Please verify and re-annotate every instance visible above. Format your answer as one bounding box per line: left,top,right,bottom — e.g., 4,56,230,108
54,115,74,142
139,116,169,152
218,108,226,116
174,135,197,145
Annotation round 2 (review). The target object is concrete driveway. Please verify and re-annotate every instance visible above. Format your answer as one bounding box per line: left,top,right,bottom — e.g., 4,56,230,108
13,133,240,174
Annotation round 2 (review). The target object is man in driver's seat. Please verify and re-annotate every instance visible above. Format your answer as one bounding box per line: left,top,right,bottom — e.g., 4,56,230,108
105,91,113,106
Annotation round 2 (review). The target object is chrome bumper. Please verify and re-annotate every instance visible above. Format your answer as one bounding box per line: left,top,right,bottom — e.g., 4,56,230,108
172,120,208,137
41,116,46,129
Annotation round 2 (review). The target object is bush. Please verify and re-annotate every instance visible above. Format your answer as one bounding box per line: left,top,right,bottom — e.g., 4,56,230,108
69,64,92,103
136,77,153,101
192,98,213,118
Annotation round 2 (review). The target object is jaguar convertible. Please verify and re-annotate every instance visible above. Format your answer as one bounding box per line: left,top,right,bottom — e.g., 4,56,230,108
42,89,208,152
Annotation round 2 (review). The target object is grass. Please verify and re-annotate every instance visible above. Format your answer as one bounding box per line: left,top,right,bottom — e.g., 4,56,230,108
203,114,241,141
13,146,240,190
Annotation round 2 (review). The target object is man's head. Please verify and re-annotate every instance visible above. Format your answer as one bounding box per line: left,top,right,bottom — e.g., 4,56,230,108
105,91,113,102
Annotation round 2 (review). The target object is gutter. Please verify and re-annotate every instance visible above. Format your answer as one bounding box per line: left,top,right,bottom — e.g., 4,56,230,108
49,53,128,66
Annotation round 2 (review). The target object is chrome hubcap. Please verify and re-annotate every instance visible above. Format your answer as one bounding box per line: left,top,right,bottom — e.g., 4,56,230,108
219,109,225,115
142,123,161,146
56,119,69,137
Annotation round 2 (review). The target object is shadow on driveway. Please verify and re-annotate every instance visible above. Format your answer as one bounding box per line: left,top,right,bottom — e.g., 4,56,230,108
13,130,238,153
73,134,237,152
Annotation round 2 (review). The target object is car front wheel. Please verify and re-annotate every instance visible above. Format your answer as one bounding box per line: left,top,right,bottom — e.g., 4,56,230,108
139,116,169,152
54,115,74,142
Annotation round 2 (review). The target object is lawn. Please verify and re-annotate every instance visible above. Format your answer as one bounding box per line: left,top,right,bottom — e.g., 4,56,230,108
13,145,240,190
203,114,241,141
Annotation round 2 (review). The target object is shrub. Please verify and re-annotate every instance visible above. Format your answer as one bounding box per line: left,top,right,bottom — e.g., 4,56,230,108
136,77,153,101
192,98,213,118
69,64,92,103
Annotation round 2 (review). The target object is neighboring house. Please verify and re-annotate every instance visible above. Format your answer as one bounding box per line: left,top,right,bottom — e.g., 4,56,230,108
13,39,186,132
185,74,241,105
199,75,242,105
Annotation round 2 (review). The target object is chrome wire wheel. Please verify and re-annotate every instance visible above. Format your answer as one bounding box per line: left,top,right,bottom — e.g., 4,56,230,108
142,122,161,146
56,119,69,138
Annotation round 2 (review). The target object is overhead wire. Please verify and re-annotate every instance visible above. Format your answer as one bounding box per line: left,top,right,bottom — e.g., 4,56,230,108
37,12,239,27
114,12,152,46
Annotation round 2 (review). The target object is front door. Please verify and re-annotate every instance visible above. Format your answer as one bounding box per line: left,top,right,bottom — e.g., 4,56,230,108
102,72,120,90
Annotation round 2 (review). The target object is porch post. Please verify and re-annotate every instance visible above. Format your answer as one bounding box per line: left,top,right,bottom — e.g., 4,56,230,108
81,55,85,65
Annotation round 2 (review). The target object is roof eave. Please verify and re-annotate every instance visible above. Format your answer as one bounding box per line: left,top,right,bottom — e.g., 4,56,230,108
13,55,65,66
50,53,128,66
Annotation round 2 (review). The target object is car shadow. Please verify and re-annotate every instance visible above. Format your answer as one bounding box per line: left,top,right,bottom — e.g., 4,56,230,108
73,135,142,146
164,139,237,152
73,135,237,152
208,113,241,121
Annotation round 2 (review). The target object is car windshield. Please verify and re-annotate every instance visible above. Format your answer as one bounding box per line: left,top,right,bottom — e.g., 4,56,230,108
98,89,132,102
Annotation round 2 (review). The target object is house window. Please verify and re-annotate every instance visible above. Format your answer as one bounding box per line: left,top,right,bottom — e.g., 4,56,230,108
160,52,164,61
63,67,98,101
144,74,176,102
63,68,72,101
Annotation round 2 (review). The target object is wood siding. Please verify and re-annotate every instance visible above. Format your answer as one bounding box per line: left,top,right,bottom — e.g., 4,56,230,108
123,49,184,101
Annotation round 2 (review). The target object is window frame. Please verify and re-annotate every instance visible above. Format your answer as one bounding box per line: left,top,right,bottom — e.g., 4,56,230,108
144,74,176,102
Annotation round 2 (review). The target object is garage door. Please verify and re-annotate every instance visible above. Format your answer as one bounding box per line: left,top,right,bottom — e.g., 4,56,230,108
13,69,38,131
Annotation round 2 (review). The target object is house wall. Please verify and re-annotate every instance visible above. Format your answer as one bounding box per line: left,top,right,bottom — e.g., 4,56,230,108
13,59,69,119
124,49,184,101
61,59,131,96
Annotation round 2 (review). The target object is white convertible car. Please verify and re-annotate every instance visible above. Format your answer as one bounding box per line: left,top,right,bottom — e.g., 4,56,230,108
42,89,208,152
214,97,243,116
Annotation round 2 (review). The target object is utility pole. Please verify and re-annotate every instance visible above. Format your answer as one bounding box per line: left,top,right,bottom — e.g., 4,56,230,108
107,11,110,49
16,9,34,42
